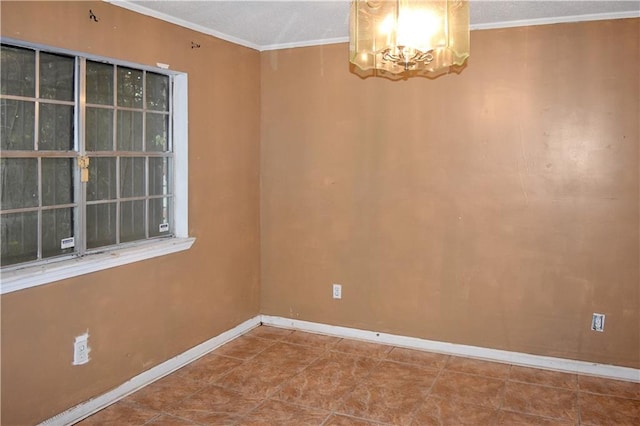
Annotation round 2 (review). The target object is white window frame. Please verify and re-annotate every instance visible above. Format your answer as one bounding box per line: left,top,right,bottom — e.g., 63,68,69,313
0,40,194,295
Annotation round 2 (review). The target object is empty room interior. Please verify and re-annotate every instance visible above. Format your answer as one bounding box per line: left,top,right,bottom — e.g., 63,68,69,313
0,1,638,425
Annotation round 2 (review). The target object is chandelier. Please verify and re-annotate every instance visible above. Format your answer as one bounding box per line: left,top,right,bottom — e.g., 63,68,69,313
349,0,470,78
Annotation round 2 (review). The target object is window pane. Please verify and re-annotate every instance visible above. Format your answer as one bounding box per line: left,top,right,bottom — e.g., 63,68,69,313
149,197,171,237
117,67,143,108
86,107,113,151
87,157,116,201
146,72,169,111
39,103,74,151
149,157,170,196
1,99,35,151
145,113,168,152
86,202,116,249
39,52,74,101
120,157,145,198
42,208,74,258
120,200,145,243
0,158,38,209
42,158,73,206
86,61,113,105
117,110,142,151
1,45,35,97
0,211,38,266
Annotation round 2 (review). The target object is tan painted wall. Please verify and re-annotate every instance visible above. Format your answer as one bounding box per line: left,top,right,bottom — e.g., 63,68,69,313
0,2,261,425
1,3,639,424
260,19,639,368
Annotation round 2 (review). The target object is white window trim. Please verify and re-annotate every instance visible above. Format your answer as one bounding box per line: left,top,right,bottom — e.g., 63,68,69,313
0,66,194,295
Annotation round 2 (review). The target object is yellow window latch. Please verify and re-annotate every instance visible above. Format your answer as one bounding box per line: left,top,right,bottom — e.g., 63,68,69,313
78,156,90,182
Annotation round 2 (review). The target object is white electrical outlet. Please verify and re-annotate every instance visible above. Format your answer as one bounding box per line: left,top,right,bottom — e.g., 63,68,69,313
333,283,342,299
73,332,90,365
591,313,605,332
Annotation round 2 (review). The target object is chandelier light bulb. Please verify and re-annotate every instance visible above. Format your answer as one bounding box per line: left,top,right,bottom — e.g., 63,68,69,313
350,0,470,78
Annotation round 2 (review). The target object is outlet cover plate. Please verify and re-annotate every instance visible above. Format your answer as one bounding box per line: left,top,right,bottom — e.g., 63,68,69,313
73,332,90,365
591,313,605,332
332,283,342,299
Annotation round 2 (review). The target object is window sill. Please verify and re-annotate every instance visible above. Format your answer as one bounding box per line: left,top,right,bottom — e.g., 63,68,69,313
0,237,196,295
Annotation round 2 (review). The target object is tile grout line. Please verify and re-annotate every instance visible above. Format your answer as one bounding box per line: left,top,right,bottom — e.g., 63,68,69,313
494,364,511,415
231,333,336,425
79,326,640,425
577,390,583,426
160,335,281,426
499,365,583,425
290,338,381,425
304,340,396,424
405,356,448,426
181,328,638,425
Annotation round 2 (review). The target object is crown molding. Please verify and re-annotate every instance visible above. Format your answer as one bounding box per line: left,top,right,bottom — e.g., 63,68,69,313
470,10,640,31
107,1,639,52
104,0,262,51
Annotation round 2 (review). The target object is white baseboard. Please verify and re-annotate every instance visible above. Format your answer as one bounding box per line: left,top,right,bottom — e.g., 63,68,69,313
39,316,261,426
261,315,640,383
40,313,639,425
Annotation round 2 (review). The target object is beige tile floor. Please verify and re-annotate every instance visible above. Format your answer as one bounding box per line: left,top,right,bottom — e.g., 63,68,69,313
78,326,640,425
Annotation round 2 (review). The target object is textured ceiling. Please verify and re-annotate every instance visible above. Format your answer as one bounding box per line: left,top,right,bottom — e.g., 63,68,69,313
109,0,640,51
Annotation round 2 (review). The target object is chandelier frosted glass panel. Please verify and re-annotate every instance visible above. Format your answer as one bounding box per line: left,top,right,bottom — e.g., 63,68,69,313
350,0,470,77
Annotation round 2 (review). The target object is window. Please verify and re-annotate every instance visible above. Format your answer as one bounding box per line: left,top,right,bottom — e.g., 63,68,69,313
0,42,193,293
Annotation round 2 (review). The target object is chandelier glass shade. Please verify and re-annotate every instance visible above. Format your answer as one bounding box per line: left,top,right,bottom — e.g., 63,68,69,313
349,0,470,77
